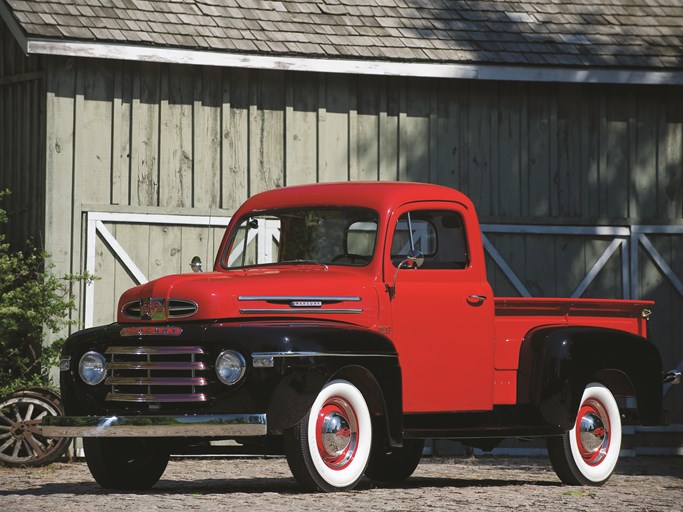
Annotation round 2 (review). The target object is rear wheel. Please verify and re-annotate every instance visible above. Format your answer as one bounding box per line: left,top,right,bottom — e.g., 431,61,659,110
365,438,424,483
83,438,170,490
284,379,372,492
547,382,621,486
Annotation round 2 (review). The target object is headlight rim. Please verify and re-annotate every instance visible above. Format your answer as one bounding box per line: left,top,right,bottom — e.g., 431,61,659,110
215,350,246,386
78,350,107,386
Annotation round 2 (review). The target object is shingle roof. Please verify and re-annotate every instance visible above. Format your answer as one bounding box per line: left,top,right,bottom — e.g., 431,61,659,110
2,0,683,70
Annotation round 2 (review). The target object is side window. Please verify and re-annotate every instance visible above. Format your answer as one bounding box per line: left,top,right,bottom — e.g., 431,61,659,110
391,210,469,269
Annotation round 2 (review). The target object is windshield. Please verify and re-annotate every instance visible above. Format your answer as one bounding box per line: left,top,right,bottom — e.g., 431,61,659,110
222,208,379,269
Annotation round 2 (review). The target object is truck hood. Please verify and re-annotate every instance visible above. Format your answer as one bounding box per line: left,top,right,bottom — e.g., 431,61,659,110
117,266,380,328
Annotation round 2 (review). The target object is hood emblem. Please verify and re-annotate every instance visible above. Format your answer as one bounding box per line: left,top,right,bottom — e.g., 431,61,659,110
141,298,166,320
291,300,322,308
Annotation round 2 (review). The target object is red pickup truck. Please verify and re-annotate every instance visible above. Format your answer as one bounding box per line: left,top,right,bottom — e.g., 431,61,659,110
44,182,677,492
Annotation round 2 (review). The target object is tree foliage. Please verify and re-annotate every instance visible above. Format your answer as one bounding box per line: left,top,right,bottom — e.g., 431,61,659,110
0,191,88,396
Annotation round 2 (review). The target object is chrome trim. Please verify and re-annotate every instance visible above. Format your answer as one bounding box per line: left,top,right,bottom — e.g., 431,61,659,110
251,351,396,359
106,346,204,355
238,296,362,302
106,361,206,371
105,377,208,386
664,369,681,385
105,393,208,402
168,298,199,318
240,308,363,315
41,414,267,438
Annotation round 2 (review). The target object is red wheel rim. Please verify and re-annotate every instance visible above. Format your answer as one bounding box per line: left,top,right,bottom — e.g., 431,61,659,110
575,397,611,466
315,397,359,470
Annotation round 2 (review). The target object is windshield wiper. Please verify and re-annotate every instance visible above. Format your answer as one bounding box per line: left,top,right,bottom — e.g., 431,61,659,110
280,259,329,271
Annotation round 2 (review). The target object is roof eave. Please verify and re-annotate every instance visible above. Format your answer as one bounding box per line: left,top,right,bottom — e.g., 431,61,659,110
21,37,683,86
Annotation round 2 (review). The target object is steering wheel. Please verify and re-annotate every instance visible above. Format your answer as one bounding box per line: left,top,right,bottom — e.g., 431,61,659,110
331,253,371,264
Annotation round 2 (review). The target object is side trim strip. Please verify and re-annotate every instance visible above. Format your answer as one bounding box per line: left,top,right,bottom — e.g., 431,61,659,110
238,296,362,302
240,308,362,314
252,351,396,359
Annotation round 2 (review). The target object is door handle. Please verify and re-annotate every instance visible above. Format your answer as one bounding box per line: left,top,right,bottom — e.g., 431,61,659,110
467,295,487,306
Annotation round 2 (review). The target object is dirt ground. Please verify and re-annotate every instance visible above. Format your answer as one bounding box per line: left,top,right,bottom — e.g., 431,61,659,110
1,455,681,511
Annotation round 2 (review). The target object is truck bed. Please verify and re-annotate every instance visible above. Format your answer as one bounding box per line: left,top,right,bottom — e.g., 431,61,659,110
491,297,653,404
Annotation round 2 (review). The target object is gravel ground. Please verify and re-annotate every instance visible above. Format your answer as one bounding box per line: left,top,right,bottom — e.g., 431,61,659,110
1,455,681,512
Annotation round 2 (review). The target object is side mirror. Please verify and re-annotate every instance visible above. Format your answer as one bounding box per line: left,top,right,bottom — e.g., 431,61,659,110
387,250,424,300
190,256,203,273
400,249,425,270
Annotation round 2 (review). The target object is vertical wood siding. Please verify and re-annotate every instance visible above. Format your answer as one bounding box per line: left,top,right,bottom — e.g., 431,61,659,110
43,58,683,422
0,21,45,250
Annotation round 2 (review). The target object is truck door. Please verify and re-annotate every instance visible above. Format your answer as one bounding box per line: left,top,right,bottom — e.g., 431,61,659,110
385,202,495,413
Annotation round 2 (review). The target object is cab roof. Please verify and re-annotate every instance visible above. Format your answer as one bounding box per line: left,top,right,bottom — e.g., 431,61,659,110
234,181,474,217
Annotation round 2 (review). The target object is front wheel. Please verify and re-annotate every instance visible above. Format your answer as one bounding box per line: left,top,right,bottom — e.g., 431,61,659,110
547,382,622,486
284,379,372,492
83,438,170,490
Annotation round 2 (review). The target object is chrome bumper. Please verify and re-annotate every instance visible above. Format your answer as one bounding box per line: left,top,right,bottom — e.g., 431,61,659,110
41,413,267,438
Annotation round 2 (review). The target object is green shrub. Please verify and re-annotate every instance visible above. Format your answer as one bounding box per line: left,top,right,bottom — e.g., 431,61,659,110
0,190,90,396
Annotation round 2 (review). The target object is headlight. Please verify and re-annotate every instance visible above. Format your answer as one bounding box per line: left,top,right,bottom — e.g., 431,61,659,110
216,350,246,386
79,351,107,385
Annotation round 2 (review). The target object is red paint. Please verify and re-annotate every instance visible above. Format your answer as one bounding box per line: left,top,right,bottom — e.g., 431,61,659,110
115,182,653,414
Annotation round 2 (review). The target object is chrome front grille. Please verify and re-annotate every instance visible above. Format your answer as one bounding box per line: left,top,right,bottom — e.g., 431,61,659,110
104,346,208,403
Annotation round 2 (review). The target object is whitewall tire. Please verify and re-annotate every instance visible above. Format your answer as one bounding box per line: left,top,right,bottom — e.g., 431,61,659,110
547,382,622,486
284,379,372,492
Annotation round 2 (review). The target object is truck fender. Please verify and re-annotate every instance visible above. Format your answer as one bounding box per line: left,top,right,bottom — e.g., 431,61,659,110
255,326,402,446
517,326,663,429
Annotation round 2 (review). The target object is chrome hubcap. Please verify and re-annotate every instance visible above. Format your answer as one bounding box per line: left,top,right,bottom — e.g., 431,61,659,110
315,397,358,470
576,398,610,466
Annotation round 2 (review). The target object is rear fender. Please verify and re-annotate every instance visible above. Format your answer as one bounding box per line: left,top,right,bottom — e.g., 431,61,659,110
518,326,663,429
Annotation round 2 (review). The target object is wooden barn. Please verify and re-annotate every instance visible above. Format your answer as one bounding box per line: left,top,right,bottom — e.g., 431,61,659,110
1,0,682,451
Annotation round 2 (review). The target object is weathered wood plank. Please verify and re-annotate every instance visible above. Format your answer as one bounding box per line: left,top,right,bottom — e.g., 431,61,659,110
378,77,398,181
148,224,182,279
466,82,494,215
527,85,551,218
159,64,193,208
75,62,113,206
496,83,522,217
402,77,430,183
248,70,284,195
44,57,75,276
194,66,222,208
355,75,380,181
556,85,582,218
435,80,461,188
318,74,350,182
222,68,249,210
130,63,160,206
632,94,658,220
605,91,630,219
286,73,317,185
659,90,683,219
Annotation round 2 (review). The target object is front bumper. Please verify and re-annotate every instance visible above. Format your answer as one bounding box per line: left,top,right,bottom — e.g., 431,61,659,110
41,413,267,438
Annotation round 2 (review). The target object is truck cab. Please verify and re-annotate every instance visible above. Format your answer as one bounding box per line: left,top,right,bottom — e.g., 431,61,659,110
43,182,673,492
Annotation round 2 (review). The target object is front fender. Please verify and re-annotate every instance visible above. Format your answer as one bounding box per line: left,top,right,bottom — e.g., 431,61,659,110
205,321,402,441
518,326,663,429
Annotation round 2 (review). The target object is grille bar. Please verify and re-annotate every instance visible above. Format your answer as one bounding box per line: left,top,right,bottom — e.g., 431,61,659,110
105,377,208,386
106,346,203,355
105,345,209,404
105,393,208,403
106,361,206,371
